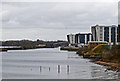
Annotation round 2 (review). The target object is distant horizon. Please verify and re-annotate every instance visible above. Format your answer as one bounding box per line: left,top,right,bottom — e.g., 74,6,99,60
0,38,67,41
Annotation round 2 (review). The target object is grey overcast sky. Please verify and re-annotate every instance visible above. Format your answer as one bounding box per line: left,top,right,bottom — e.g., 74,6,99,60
118,1,120,25
1,0,118,41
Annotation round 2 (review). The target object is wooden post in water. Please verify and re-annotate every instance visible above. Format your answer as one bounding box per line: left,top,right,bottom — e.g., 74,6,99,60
67,65,70,74
58,65,60,73
40,66,42,72
49,67,50,71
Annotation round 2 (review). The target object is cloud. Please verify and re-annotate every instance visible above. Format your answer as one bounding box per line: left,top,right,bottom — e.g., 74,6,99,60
2,0,119,2
118,1,120,24
2,2,118,28
1,2,118,40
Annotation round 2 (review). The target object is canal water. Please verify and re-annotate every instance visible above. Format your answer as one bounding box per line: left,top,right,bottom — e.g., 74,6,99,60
2,48,119,79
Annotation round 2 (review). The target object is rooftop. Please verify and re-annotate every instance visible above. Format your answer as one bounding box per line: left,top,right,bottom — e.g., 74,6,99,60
92,25,117,28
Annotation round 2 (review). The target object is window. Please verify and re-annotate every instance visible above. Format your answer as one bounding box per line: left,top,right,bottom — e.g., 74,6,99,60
100,30,102,32
100,34,102,36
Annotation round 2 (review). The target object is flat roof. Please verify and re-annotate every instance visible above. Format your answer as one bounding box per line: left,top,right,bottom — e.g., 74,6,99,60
91,25,117,28
76,33,92,34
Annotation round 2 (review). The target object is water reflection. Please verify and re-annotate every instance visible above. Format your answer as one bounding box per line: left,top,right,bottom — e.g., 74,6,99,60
57,65,60,74
39,66,42,72
67,65,70,74
38,65,70,74
49,67,50,72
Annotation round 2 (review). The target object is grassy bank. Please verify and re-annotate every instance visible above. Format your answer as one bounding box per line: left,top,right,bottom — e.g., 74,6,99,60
60,47,79,51
77,45,120,71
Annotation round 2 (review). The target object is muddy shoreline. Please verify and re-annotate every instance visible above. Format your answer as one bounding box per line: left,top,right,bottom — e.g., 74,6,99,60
94,61,120,71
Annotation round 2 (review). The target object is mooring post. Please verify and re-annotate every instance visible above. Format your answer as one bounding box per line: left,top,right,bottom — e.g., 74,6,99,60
40,66,42,72
49,67,50,71
58,65,60,73
67,65,70,73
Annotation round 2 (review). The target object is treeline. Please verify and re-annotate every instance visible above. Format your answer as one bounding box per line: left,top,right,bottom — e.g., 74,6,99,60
1,39,69,48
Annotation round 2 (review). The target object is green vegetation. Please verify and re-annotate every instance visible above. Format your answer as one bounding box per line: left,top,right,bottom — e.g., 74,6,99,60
61,45,120,64
1,39,69,48
21,46,36,50
76,47,90,56
102,45,120,63
76,45,120,64
60,47,79,51
84,45,103,58
76,45,120,71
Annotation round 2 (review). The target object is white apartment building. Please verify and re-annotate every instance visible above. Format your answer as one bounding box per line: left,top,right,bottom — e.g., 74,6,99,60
67,34,75,44
91,25,118,44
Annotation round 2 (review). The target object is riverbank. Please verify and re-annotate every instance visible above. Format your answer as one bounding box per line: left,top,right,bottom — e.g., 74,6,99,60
0,48,8,52
60,47,79,51
0,45,62,52
0,46,46,52
1,47,58,52
60,45,120,71
95,61,120,71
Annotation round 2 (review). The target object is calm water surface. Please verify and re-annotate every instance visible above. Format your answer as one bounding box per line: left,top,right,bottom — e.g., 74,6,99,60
2,48,119,79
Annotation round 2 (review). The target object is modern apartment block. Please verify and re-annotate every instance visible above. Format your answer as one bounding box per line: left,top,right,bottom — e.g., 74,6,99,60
67,25,118,46
67,33,92,46
91,25,118,44
75,33,92,46
67,34,75,44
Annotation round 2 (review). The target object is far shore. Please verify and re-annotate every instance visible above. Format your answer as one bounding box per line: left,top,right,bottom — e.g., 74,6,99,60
0,46,59,52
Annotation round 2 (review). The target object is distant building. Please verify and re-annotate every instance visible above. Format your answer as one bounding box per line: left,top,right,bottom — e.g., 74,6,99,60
118,25,120,43
67,34,75,44
75,33,92,47
67,33,92,47
91,25,118,45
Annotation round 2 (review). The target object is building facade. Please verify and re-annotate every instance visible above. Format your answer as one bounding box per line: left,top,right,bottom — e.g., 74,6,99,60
118,25,120,43
67,34,75,44
91,25,118,44
67,33,92,47
75,33,92,46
